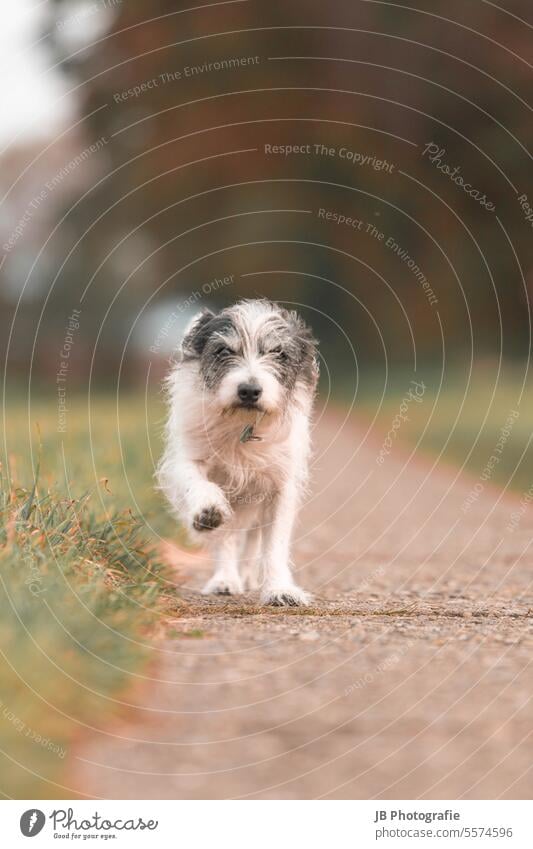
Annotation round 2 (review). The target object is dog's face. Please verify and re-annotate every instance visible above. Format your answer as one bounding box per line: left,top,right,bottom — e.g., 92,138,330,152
181,300,318,416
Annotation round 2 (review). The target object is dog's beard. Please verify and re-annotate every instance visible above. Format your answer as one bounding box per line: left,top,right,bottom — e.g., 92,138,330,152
223,403,269,419
215,399,286,445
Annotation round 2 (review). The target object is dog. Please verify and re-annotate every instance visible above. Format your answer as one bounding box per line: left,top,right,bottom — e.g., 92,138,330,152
156,299,319,606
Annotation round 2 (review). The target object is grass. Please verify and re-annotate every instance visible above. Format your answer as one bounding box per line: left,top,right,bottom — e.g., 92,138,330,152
1,390,175,798
352,361,533,495
4,388,174,537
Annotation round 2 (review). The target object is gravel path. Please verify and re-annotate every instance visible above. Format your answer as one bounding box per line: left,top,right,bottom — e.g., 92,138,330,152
71,410,533,799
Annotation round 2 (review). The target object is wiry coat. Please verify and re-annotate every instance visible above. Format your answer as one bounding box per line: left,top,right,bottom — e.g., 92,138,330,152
157,299,318,605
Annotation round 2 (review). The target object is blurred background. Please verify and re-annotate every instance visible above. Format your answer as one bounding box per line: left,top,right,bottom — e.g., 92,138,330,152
3,1,533,466
1,0,533,797
2,0,532,381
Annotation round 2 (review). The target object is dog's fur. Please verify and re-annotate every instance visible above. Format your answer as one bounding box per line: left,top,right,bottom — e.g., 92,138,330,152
156,299,318,605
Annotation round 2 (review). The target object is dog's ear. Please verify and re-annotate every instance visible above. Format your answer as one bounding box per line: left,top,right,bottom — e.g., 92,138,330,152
181,309,215,357
285,309,320,388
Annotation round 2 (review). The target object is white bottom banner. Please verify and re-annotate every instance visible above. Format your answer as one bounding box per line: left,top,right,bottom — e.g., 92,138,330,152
2,800,531,847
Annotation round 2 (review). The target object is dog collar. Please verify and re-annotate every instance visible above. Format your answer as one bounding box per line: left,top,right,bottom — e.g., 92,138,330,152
239,411,265,443
240,423,262,442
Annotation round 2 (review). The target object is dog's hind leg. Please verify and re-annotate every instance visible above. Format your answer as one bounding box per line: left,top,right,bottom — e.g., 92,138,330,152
240,526,262,591
201,532,243,596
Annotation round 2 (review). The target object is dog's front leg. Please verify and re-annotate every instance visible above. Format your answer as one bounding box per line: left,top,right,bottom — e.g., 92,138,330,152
260,485,310,607
164,457,232,536
202,531,243,596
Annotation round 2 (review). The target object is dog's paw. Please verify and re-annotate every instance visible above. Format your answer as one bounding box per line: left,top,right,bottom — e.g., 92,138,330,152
193,505,224,532
261,585,311,607
201,575,244,596
189,484,232,533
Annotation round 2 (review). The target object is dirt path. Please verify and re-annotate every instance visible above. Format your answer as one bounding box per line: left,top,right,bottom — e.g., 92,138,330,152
71,410,533,799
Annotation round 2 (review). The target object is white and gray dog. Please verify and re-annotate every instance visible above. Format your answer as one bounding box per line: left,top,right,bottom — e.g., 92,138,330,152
157,299,319,606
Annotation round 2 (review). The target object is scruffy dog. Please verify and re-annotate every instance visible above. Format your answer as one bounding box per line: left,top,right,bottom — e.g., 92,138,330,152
157,299,318,606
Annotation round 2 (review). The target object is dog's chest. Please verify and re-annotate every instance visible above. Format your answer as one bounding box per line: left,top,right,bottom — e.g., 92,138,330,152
206,438,287,498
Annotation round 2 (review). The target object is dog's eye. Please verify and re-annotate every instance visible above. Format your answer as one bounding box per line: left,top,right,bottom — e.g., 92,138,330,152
214,345,233,357
270,346,288,361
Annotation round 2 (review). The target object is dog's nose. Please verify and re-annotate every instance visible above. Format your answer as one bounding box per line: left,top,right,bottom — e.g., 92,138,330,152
237,382,262,404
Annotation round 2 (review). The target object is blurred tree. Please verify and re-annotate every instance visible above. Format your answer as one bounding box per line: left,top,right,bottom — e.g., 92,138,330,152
5,0,531,384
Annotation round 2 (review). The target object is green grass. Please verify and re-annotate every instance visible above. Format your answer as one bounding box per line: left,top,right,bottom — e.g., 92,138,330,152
1,391,176,798
353,362,533,495
4,389,173,537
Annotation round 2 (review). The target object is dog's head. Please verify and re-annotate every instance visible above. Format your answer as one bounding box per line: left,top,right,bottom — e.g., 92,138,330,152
181,300,318,416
